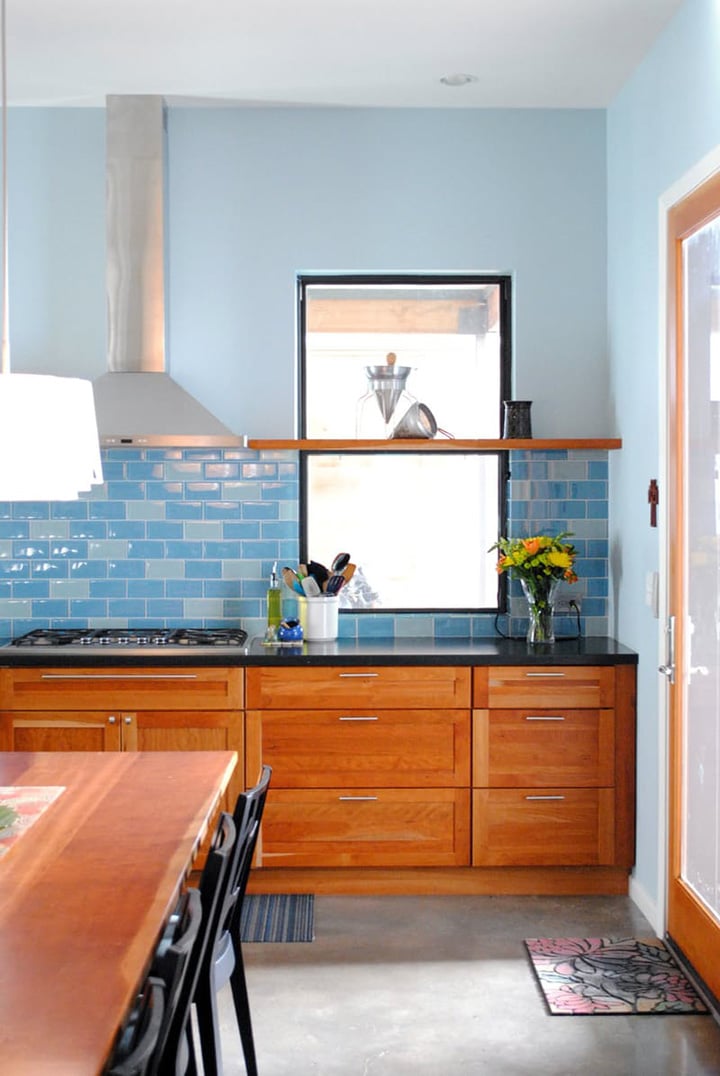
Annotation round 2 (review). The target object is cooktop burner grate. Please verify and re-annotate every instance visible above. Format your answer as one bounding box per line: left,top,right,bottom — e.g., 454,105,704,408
11,627,248,648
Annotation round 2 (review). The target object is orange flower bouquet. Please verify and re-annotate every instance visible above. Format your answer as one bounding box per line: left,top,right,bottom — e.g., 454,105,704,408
489,533,578,643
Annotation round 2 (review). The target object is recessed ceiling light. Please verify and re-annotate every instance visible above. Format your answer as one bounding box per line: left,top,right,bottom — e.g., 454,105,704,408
440,73,478,87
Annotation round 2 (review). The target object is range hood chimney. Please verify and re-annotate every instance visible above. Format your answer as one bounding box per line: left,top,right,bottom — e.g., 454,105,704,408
93,95,242,447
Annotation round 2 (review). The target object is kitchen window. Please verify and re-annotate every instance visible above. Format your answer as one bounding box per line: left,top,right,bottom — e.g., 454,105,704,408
299,275,511,612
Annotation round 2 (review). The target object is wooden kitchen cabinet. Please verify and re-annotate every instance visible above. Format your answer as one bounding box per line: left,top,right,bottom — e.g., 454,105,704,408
472,665,635,870
0,666,245,808
245,666,471,869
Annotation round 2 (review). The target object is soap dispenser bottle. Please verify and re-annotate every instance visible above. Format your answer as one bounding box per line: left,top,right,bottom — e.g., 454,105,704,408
266,562,282,632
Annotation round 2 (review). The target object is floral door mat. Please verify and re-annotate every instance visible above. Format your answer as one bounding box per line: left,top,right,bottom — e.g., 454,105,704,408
0,786,66,859
524,936,709,1015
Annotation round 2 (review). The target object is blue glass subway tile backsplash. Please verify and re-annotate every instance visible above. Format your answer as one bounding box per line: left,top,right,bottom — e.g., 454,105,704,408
0,448,610,641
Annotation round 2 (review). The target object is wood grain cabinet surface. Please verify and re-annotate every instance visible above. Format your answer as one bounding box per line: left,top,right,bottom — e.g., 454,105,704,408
0,666,245,817
1,657,636,894
246,666,471,868
472,665,635,870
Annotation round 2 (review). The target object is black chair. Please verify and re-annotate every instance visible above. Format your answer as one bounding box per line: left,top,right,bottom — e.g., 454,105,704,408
154,811,237,1076
147,888,203,1076
105,976,166,1076
194,765,272,1076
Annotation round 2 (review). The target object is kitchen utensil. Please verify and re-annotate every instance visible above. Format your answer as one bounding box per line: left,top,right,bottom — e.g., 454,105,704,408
301,575,322,597
356,353,417,438
390,402,437,439
307,560,329,587
325,573,346,595
282,567,305,595
331,552,350,573
342,562,356,583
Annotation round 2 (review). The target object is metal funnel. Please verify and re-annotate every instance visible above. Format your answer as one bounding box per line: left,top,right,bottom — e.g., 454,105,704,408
363,364,412,422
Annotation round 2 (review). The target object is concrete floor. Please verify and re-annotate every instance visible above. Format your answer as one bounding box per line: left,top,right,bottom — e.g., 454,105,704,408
212,895,720,1075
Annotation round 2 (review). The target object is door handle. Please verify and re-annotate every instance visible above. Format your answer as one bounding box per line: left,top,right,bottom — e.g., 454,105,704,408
659,615,675,684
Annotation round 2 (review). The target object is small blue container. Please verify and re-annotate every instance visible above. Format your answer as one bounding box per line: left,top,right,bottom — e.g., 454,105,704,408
277,618,303,643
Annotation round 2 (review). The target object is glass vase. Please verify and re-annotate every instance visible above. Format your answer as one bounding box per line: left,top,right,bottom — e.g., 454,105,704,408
521,576,559,644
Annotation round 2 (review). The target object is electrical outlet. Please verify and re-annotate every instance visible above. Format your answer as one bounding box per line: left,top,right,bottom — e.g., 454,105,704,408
555,598,581,614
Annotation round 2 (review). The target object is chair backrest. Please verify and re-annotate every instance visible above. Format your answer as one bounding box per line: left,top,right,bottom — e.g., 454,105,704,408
154,811,237,1076
147,888,202,1075
225,765,272,939
105,976,165,1076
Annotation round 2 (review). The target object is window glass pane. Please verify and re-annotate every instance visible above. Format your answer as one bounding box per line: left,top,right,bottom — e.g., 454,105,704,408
305,453,500,611
303,282,503,439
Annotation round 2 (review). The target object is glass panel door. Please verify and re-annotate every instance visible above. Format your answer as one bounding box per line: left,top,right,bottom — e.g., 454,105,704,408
667,170,720,1000
681,217,720,917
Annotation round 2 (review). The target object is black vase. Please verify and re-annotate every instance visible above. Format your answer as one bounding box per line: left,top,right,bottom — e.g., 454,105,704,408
503,400,532,439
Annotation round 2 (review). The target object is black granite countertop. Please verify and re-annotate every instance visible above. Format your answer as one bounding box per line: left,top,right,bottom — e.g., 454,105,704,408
0,635,637,667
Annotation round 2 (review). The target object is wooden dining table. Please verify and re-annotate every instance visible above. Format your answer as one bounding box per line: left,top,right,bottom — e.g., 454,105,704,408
0,749,237,1076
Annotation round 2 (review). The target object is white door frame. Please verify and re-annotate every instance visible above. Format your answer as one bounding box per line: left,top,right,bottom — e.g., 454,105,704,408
653,143,720,936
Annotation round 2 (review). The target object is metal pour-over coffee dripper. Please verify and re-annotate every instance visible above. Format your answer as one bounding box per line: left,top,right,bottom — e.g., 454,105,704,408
355,352,416,438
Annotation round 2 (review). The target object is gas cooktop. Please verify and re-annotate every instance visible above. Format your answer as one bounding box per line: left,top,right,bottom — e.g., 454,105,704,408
10,627,248,649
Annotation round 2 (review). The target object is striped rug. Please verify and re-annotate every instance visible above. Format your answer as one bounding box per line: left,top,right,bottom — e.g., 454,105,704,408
240,893,315,943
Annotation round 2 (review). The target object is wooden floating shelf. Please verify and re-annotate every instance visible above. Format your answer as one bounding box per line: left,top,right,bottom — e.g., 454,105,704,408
246,438,622,452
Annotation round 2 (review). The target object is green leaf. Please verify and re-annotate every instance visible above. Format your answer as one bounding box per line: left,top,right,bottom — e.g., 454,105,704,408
0,804,19,831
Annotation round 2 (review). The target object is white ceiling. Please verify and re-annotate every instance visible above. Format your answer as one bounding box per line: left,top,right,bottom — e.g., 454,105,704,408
10,0,683,109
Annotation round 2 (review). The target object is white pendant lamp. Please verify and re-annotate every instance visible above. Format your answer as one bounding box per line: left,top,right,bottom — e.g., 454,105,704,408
0,0,103,501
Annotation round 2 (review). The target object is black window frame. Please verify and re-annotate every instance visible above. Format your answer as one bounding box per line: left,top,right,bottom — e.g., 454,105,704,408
297,273,512,615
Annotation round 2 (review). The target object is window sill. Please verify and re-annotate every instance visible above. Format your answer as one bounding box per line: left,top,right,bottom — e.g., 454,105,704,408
246,438,622,451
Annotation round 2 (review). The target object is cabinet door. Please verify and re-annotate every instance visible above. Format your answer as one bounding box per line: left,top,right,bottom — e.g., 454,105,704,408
0,711,122,752
246,709,470,788
246,666,470,709
472,788,616,866
259,788,470,868
473,709,615,787
129,710,244,806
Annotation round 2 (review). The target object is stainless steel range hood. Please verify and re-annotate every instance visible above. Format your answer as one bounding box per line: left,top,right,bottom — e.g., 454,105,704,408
93,95,242,447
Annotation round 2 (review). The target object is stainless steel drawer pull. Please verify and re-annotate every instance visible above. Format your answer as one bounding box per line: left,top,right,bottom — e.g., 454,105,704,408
524,672,566,678
525,795,566,801
525,715,565,722
338,795,378,801
338,672,379,679
339,716,379,722
40,674,199,681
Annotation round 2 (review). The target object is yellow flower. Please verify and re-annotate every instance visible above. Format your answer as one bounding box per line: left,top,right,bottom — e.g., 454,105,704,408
488,532,579,589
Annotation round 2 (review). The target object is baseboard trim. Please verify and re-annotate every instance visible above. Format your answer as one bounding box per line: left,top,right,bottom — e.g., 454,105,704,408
629,875,660,932
248,865,631,897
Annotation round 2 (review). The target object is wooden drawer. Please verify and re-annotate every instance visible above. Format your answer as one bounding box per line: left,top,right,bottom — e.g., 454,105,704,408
246,709,470,788
473,709,615,788
246,666,470,710
474,666,615,709
1,667,243,710
472,788,615,866
258,788,470,868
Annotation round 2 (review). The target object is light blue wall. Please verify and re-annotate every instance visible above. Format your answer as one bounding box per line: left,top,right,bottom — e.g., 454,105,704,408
10,107,609,439
607,0,720,913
